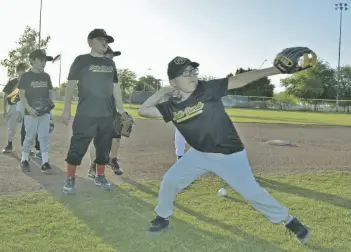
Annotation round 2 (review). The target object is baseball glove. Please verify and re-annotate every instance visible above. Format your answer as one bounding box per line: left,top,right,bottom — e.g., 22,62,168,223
7,88,20,105
274,47,317,74
113,111,135,138
32,98,55,116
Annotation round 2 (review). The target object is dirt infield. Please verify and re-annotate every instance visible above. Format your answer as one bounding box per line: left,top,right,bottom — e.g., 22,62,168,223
0,117,350,195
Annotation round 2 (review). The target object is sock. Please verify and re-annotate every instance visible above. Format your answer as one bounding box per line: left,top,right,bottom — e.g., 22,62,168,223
21,152,29,162
8,141,12,147
96,164,105,175
41,152,49,164
66,163,77,177
285,215,294,225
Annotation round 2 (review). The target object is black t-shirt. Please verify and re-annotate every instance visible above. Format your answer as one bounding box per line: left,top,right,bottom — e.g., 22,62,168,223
3,78,19,105
67,54,118,117
3,78,18,94
156,78,244,154
18,71,53,115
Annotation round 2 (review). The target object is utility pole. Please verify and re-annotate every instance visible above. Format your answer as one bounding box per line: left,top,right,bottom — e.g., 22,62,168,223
335,2,348,112
38,0,43,48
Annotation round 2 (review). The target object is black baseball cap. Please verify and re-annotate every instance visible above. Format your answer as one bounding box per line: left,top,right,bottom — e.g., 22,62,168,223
29,49,53,61
88,29,114,43
105,46,121,57
167,56,199,80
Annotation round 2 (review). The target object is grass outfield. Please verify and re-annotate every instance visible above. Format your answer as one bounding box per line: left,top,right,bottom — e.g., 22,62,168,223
52,101,351,126
0,172,350,252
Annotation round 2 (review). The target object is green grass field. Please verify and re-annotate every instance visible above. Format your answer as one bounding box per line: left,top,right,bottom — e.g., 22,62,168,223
1,101,350,251
0,172,350,251
52,101,351,126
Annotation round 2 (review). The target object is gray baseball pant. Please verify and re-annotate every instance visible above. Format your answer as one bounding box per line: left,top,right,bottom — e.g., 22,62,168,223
155,148,289,224
175,128,186,156
6,105,18,142
21,114,50,164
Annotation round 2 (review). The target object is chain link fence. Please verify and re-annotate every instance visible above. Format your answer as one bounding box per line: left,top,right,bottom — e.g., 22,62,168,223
127,91,351,113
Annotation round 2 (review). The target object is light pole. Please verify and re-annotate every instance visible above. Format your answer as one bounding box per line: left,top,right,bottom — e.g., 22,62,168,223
143,68,151,91
335,2,348,112
38,0,43,48
259,59,267,69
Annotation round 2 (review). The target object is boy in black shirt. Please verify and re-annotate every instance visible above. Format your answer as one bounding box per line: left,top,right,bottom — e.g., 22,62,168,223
2,63,27,153
18,49,54,173
138,52,313,244
88,46,123,178
61,29,127,194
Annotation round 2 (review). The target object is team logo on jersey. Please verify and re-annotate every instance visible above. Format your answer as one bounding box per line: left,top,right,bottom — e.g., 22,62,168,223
174,57,187,65
89,65,114,73
173,102,204,123
30,81,48,88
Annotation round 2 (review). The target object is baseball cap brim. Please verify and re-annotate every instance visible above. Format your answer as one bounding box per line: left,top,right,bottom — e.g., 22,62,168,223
189,62,199,68
113,51,121,56
29,55,54,62
104,35,114,43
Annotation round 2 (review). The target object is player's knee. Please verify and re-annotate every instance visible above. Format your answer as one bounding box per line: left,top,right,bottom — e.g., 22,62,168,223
65,154,82,166
95,151,109,164
161,172,181,190
237,181,266,201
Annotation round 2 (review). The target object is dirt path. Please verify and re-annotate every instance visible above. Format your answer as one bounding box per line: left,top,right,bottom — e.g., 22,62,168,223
0,117,350,195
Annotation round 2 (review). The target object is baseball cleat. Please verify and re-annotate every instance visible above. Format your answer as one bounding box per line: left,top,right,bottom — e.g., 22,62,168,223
109,158,123,175
285,217,311,245
2,144,12,154
94,174,111,190
35,150,42,160
20,160,31,172
177,156,182,160
88,162,96,179
41,162,52,174
148,216,169,232
63,177,75,194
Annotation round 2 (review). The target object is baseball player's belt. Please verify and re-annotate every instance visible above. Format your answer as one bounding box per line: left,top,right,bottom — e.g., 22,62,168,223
32,97,55,116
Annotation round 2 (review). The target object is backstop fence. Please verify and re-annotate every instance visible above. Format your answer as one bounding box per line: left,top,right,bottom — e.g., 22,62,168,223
128,91,351,113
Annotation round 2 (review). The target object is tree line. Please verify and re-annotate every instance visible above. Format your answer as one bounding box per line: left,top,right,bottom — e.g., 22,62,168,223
1,26,350,108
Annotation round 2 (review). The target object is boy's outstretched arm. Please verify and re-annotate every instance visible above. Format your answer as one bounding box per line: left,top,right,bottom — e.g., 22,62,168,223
228,66,281,90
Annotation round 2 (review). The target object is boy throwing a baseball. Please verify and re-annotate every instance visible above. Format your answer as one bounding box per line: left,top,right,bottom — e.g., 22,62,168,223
138,47,316,245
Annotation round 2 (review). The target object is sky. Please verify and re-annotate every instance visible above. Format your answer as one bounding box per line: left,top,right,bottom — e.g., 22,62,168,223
0,0,350,93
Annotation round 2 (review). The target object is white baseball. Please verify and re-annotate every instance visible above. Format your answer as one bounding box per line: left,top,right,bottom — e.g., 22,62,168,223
218,188,228,197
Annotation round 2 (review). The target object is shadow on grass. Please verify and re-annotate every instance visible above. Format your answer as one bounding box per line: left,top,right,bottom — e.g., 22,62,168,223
256,176,351,210
10,153,288,252
119,178,339,252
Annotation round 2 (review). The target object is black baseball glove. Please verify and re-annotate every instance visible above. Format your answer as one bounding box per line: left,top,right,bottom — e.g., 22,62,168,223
113,111,135,138
32,98,55,116
274,47,317,74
